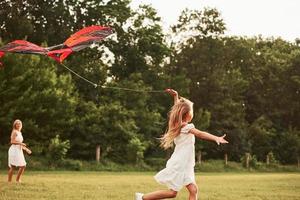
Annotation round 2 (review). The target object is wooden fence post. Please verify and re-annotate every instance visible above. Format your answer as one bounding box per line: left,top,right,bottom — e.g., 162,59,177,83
224,153,228,166
245,153,250,169
96,145,101,163
197,151,202,165
266,153,270,166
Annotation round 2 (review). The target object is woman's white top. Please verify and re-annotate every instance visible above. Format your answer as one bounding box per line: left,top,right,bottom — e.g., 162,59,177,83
154,123,195,191
8,131,26,167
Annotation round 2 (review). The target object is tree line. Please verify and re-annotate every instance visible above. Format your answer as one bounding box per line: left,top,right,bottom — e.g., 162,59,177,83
0,0,299,165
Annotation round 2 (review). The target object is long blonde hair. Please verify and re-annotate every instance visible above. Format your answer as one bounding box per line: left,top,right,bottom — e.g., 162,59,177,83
160,98,193,149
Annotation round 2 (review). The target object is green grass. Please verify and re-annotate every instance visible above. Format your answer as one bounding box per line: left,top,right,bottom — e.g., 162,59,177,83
0,171,299,200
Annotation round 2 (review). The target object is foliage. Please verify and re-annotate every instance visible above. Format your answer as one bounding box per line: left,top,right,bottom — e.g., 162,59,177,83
47,135,70,161
274,128,300,164
57,159,83,171
0,53,78,149
248,116,275,161
126,136,147,163
267,152,279,166
240,153,260,169
0,1,299,166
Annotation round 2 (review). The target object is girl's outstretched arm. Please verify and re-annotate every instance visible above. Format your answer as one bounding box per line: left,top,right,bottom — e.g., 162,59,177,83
190,128,229,145
165,88,179,104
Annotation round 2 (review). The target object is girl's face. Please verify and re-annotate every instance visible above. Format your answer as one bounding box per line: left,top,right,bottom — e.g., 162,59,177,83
186,109,194,122
183,105,194,122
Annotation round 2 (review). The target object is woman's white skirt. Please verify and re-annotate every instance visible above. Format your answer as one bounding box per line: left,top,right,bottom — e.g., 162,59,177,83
8,145,26,167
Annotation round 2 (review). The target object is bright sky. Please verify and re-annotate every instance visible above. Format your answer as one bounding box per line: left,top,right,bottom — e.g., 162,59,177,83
130,0,300,42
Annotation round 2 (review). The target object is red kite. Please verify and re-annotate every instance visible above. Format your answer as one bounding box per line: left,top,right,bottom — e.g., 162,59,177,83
0,25,113,64
46,25,113,63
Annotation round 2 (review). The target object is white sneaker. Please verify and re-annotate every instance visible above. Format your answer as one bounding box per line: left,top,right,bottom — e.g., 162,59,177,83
135,192,144,200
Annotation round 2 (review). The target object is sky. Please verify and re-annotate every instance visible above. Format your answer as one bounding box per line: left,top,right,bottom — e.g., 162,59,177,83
130,0,300,42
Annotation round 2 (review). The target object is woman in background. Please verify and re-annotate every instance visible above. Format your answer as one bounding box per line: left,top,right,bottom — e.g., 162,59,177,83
8,119,31,183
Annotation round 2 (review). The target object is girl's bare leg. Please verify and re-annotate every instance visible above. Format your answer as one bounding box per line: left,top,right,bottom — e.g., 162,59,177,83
8,166,14,182
186,183,198,200
16,166,26,182
142,190,177,200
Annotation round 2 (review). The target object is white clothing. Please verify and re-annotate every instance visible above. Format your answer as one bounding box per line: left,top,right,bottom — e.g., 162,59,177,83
8,131,26,167
154,123,196,191
135,193,144,200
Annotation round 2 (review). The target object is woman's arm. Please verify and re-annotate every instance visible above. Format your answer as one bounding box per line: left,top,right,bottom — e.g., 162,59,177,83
10,131,26,146
165,89,180,104
190,128,228,145
22,146,32,154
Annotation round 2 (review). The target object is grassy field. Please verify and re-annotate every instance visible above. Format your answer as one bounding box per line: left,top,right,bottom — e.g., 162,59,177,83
0,171,299,200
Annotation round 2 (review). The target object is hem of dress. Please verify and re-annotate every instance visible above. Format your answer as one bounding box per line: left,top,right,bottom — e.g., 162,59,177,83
8,163,27,168
154,175,195,191
154,176,181,192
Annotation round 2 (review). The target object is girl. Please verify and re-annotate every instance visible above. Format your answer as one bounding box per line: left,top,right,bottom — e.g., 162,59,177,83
135,89,228,200
8,119,31,182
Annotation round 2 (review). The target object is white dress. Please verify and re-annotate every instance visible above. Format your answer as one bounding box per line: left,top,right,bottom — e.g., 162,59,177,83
154,123,196,191
8,131,26,167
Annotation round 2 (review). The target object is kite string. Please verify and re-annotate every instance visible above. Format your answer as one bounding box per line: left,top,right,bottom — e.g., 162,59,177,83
101,85,165,93
60,62,98,88
60,63,165,93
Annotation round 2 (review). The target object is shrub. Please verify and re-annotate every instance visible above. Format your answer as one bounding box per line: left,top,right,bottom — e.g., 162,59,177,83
126,137,146,163
58,159,83,171
26,156,46,170
241,153,260,169
47,135,70,161
145,157,166,170
267,152,279,167
249,155,259,168
0,146,8,169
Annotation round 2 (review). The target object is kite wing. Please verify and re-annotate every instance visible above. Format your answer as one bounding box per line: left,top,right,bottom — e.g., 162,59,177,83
64,25,113,50
47,48,73,63
0,52,4,66
46,25,113,63
0,40,47,55
0,51,4,58
0,40,48,65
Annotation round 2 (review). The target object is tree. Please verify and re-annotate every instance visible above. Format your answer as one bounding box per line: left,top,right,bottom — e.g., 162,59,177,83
0,52,78,152
248,116,275,161
275,128,300,164
170,9,248,160
69,100,140,163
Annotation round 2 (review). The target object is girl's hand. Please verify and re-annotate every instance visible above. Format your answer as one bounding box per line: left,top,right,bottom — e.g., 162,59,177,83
215,134,229,145
165,88,178,97
21,143,27,146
